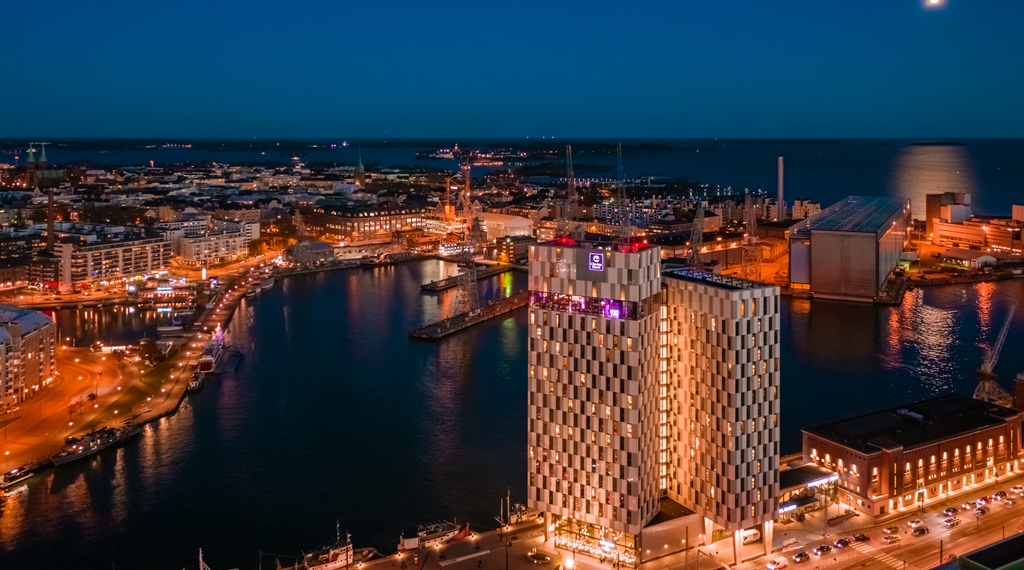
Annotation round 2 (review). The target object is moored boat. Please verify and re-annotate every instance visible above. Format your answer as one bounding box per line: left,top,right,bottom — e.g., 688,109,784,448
397,520,470,552
298,527,379,570
49,424,142,466
188,370,204,392
1,465,35,489
198,341,223,373
260,276,275,289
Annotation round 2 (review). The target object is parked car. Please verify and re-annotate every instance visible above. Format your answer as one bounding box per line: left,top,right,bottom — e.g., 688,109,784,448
853,534,870,542
812,545,832,556
943,518,961,529
975,506,989,516
907,519,925,528
833,538,850,549
792,552,810,563
912,527,930,537
1003,498,1016,506
881,535,901,545
884,526,901,535
962,500,978,510
1010,484,1024,495
943,507,960,516
766,556,789,569
978,496,992,505
993,491,1007,500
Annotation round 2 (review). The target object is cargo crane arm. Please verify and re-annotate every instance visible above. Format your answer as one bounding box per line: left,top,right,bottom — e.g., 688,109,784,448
982,301,1016,374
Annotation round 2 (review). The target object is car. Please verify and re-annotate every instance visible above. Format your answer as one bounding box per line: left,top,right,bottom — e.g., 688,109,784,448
853,533,870,542
766,557,789,570
943,507,960,516
962,501,978,510
994,491,1007,500
1004,498,1017,506
812,545,832,556
978,496,992,505
911,527,930,537
1011,484,1024,495
975,506,988,516
884,525,900,535
881,535,901,545
833,538,850,549
943,518,961,529
907,519,925,528
792,552,810,563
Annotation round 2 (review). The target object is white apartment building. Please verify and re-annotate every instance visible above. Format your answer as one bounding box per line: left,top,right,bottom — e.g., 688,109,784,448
0,305,58,404
528,239,781,567
155,216,212,237
790,200,821,220
663,270,780,563
53,236,173,291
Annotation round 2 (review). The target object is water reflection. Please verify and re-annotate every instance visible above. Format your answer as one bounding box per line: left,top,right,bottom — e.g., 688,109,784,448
891,144,977,220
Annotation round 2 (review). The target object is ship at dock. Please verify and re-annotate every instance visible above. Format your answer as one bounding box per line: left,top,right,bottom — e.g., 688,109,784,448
296,527,379,570
397,520,470,552
49,424,142,466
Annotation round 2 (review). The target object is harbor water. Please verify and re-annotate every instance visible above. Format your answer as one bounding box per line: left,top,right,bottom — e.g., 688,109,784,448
0,261,1021,569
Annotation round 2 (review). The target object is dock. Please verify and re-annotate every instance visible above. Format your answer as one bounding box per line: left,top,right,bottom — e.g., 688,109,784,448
420,265,517,291
409,291,529,340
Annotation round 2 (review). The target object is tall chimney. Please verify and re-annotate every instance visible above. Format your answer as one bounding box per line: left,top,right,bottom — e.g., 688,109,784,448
47,186,55,250
777,156,784,221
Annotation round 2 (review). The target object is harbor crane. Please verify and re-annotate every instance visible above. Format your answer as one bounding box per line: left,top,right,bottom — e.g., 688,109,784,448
973,301,1016,407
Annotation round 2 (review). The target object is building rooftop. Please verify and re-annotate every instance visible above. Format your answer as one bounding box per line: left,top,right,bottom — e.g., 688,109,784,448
538,235,657,253
313,203,429,217
0,304,54,338
662,268,772,291
958,533,1024,570
790,196,909,239
803,394,1021,455
779,464,837,491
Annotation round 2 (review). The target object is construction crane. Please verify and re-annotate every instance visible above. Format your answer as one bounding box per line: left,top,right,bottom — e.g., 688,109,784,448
558,145,583,239
688,205,704,266
616,143,630,244
741,192,762,281
974,302,1016,407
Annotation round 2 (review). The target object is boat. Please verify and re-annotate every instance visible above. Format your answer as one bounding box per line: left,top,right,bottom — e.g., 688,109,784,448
246,285,258,297
1,465,35,489
49,424,142,466
197,341,223,373
299,527,379,570
260,276,275,289
188,370,204,392
397,520,471,552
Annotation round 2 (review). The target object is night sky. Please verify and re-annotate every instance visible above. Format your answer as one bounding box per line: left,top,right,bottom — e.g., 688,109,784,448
3,0,1022,138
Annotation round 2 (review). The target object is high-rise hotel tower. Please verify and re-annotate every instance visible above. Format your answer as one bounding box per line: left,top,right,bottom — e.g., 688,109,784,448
527,238,779,567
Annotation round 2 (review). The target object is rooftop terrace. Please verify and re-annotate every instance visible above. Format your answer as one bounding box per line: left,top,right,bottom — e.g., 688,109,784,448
662,268,771,291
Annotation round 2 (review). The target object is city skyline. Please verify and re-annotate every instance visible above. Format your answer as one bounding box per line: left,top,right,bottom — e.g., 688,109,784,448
3,1,1023,138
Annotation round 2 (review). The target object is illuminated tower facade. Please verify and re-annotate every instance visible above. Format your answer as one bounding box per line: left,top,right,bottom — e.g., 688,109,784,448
527,238,663,567
663,270,780,563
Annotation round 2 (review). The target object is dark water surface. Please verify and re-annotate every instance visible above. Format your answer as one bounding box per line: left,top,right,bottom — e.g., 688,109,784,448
1,264,1022,570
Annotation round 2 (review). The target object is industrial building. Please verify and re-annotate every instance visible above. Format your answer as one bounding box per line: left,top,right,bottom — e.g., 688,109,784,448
789,196,911,302
0,305,57,404
526,238,780,567
802,394,1023,517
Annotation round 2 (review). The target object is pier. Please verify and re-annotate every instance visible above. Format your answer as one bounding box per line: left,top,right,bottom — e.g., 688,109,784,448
420,265,519,292
409,291,529,340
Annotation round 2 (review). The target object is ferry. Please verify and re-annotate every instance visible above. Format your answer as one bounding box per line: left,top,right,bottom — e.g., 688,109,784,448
197,341,223,373
299,528,379,570
397,520,470,552
49,424,142,466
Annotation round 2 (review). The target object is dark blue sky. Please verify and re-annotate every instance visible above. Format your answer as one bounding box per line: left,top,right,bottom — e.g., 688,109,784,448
3,0,1022,138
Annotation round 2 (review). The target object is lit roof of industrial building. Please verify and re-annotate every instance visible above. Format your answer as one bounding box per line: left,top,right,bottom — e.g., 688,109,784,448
790,196,909,239
803,394,1021,455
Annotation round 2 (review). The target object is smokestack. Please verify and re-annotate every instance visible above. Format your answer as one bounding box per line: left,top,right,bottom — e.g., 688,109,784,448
47,186,55,250
777,156,784,221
